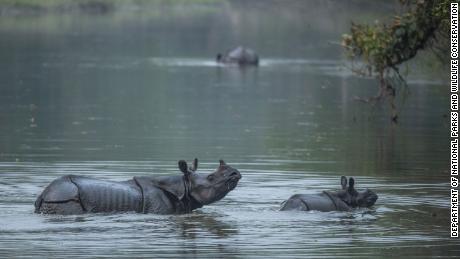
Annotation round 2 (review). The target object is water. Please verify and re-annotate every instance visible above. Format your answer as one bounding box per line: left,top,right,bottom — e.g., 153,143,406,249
0,1,456,257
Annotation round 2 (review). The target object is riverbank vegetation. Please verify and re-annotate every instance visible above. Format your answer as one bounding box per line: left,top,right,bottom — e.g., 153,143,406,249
342,0,451,122
0,0,116,15
0,0,221,15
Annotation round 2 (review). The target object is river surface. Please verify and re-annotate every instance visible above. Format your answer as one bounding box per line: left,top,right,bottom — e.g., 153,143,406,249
0,1,456,258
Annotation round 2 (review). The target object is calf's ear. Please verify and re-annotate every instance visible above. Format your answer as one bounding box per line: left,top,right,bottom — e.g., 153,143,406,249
341,176,347,190
219,159,226,166
178,160,189,174
348,177,355,192
190,158,198,172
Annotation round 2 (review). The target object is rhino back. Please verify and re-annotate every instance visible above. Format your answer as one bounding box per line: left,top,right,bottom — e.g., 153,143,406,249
227,46,244,60
224,47,258,65
72,176,142,213
281,193,350,212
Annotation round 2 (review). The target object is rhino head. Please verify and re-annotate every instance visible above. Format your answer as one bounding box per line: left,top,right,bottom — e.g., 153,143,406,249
178,159,242,206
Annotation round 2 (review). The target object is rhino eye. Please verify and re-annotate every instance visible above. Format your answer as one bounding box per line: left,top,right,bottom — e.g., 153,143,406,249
207,175,215,182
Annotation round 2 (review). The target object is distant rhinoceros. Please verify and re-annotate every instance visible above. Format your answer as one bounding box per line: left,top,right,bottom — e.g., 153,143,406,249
35,159,241,215
216,46,259,66
280,176,378,212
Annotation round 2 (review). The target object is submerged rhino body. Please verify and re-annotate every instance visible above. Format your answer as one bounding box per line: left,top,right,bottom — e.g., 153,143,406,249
35,159,241,215
216,46,259,66
280,176,378,212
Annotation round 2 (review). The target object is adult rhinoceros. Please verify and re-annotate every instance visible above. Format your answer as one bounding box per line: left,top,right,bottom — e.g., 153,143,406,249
35,159,241,215
280,176,378,212
216,46,259,66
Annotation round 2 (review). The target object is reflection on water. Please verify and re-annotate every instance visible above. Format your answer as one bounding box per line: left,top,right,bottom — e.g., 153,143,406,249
0,0,455,257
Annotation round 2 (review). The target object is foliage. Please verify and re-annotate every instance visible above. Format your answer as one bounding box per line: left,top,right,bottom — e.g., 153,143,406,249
342,0,452,122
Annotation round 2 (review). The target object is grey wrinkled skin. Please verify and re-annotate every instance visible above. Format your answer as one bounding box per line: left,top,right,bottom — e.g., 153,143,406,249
35,159,242,215
216,46,259,66
280,176,378,212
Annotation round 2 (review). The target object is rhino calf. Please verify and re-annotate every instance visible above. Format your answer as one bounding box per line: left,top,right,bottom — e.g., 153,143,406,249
35,159,241,215
280,176,378,212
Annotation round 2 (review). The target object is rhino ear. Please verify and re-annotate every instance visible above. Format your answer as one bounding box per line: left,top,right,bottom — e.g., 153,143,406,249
348,177,355,192
341,176,347,190
178,160,188,174
219,159,226,166
190,158,198,172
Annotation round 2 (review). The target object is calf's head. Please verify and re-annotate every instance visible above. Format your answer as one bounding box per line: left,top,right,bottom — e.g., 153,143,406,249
355,188,378,208
337,176,378,208
178,159,242,205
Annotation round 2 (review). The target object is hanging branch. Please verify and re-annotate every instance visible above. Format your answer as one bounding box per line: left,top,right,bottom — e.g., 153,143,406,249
342,0,449,122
